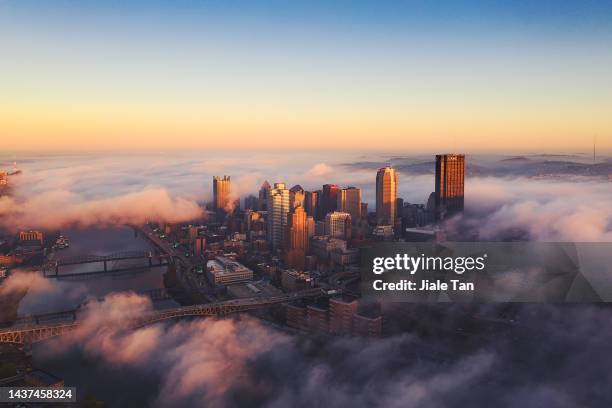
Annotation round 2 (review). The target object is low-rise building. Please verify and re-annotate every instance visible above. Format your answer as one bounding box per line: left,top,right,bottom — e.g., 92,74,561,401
281,269,312,292
329,298,358,335
227,281,283,298
0,253,20,267
307,305,329,333
352,313,383,337
206,256,253,287
372,225,394,241
286,304,308,329
311,236,348,262
18,230,44,245
330,247,360,266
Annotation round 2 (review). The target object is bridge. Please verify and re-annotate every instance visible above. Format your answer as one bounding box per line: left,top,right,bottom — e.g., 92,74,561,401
1,288,174,328
0,288,327,345
43,250,170,278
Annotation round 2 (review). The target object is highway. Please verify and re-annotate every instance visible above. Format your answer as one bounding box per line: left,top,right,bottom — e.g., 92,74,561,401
136,224,215,301
137,225,192,268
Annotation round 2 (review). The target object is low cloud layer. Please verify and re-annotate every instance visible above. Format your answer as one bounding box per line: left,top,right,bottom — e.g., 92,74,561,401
4,152,610,407
0,187,203,231
42,293,286,407
7,152,609,238
8,259,610,408
449,177,612,241
0,270,55,297
34,297,612,407
0,270,90,316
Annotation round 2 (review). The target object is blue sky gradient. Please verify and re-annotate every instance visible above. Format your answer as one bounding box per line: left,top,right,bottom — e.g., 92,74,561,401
1,0,611,152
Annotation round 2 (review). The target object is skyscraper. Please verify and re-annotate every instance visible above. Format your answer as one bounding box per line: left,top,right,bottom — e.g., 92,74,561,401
376,167,398,226
319,184,339,220
337,187,361,221
325,211,352,240
267,182,290,252
435,154,465,220
289,185,305,210
244,194,258,210
360,202,368,220
396,197,404,219
284,205,308,270
258,180,271,211
304,190,319,218
213,175,231,214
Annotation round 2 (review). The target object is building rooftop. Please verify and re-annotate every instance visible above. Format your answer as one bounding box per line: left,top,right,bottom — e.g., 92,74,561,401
207,256,252,276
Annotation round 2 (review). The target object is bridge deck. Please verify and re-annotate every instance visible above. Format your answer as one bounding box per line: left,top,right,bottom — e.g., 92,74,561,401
0,288,326,345
43,250,170,277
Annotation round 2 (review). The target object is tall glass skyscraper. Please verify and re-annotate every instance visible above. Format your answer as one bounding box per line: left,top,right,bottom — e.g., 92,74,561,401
258,180,271,211
376,167,398,226
435,154,465,220
213,175,231,214
267,182,290,252
284,205,308,270
318,184,339,220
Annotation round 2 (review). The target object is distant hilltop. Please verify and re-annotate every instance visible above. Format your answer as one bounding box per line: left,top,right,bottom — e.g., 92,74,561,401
346,155,612,180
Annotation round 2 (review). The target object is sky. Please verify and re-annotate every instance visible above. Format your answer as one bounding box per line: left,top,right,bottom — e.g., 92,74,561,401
1,0,611,152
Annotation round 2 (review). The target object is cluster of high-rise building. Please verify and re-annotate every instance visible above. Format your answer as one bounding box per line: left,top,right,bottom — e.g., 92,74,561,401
165,154,466,336
208,153,465,274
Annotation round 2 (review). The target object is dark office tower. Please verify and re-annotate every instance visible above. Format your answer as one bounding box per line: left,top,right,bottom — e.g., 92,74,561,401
319,184,339,220
396,197,404,219
360,202,368,220
376,167,398,226
435,154,465,220
244,194,258,210
304,190,319,218
289,185,305,209
213,175,231,214
337,187,361,222
258,180,271,211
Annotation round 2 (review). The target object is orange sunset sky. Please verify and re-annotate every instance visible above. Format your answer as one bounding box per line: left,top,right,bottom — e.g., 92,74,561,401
1,1,610,153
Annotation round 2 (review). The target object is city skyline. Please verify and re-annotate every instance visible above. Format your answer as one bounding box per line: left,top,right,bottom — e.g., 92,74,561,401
2,148,612,406
2,2,612,406
1,0,611,152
